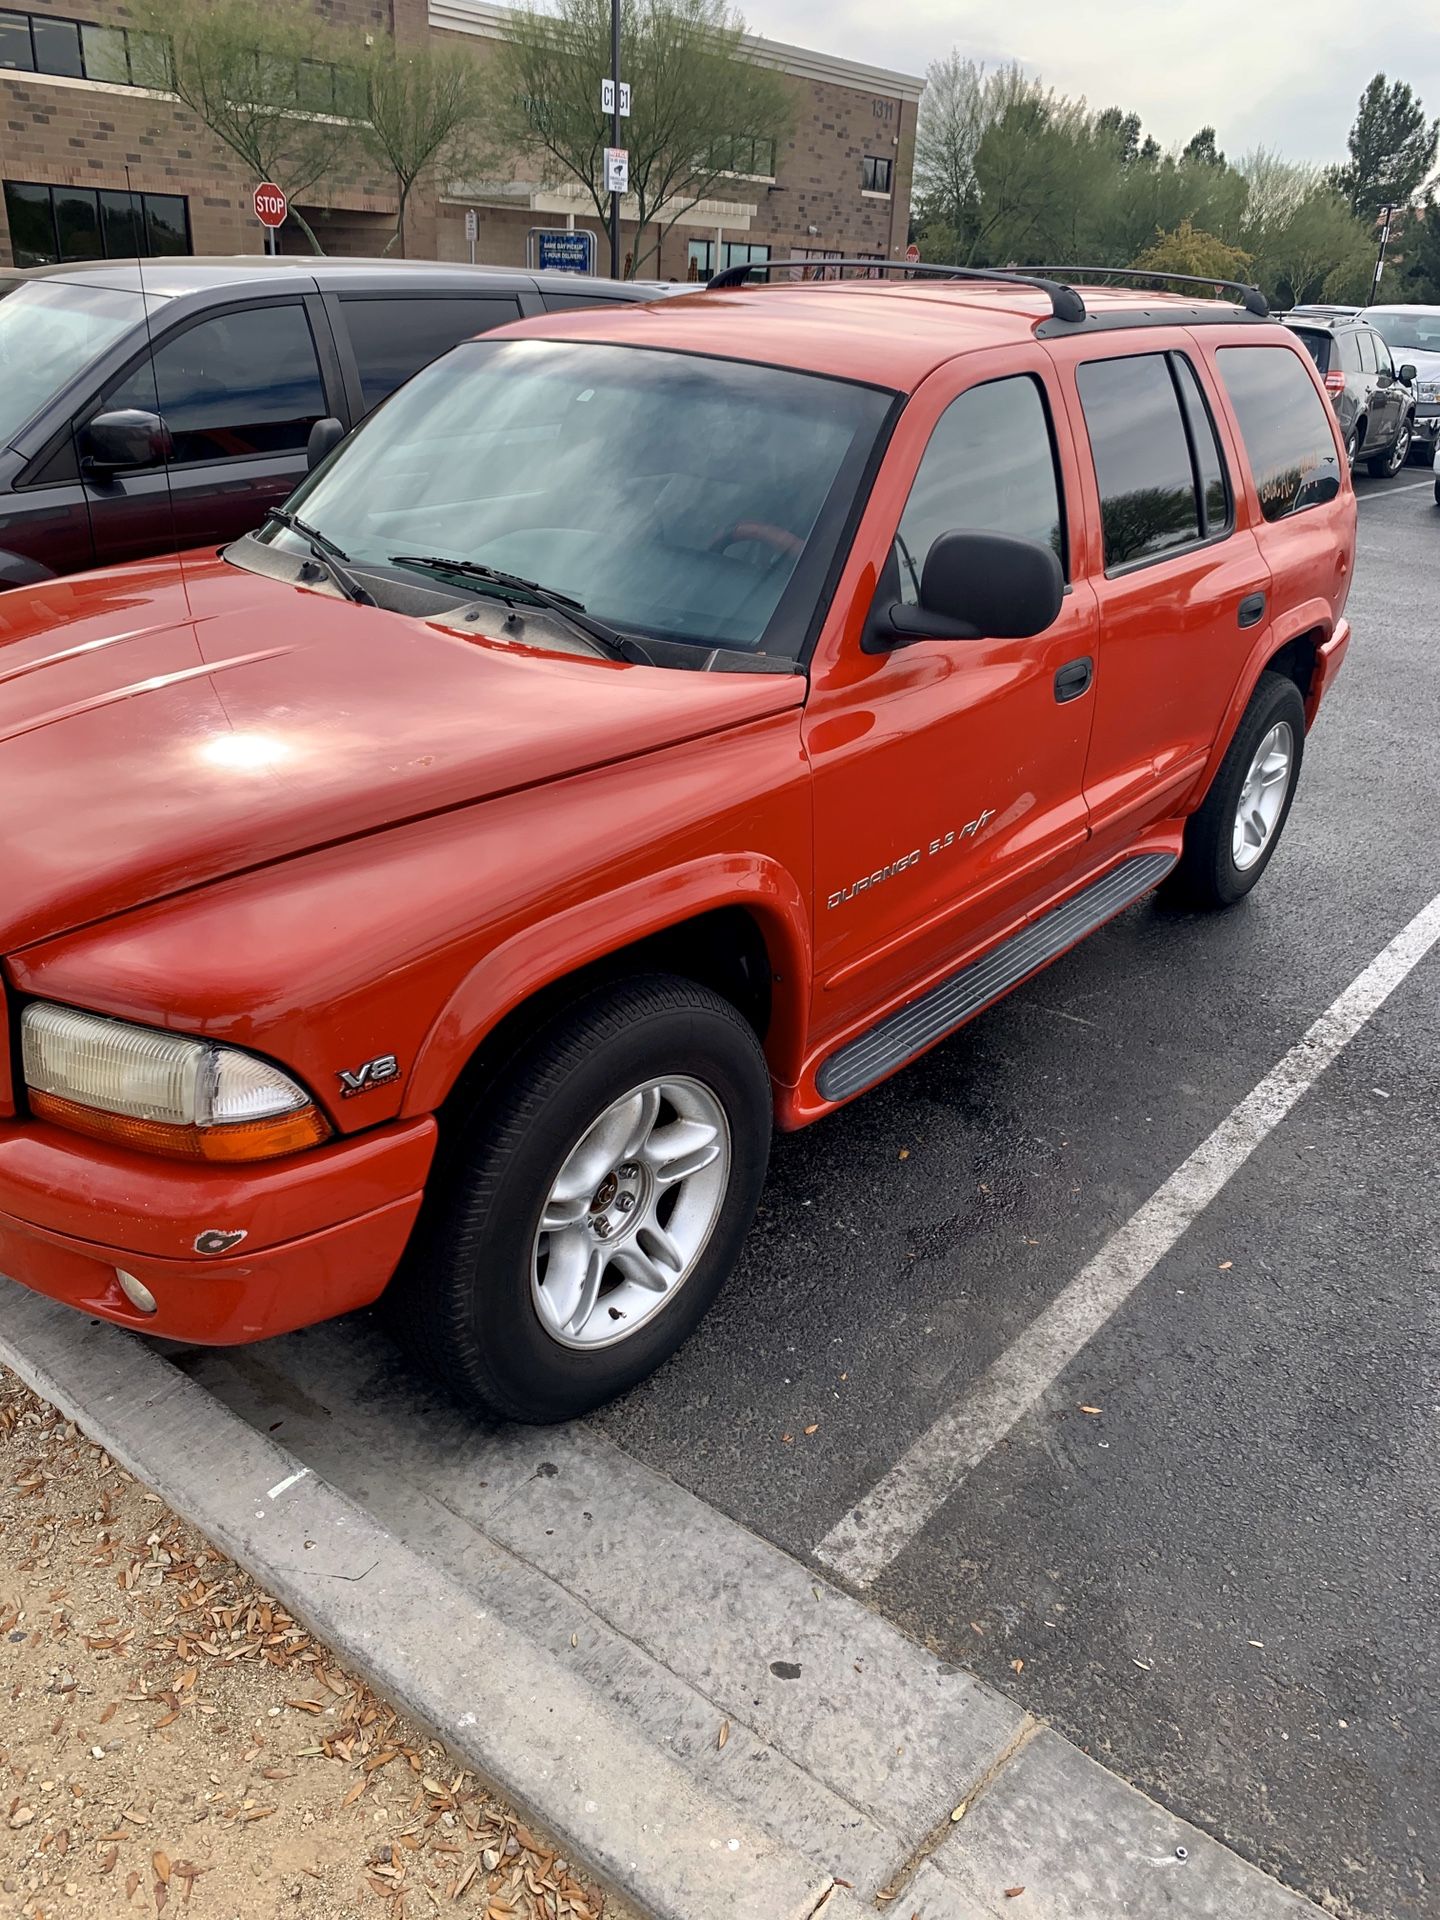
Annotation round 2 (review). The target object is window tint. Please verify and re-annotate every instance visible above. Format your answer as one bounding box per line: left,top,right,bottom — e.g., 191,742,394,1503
1356,330,1377,373
541,289,641,311
1337,330,1361,373
4,179,190,267
102,304,326,464
895,374,1064,603
1172,355,1229,536
1290,328,1329,372
30,13,79,75
1076,354,1200,569
53,188,101,261
1215,346,1343,522
339,295,523,413
1370,331,1394,376
862,155,893,193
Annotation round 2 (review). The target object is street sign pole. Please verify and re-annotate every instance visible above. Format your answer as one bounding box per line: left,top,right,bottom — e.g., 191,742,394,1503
1372,203,1396,301
608,0,621,277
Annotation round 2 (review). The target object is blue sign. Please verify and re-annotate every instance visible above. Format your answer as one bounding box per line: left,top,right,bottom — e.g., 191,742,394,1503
534,229,597,274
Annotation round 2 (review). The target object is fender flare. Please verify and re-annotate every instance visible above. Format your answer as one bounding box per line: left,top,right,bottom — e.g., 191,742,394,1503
1190,595,1335,806
0,547,55,588
402,853,813,1116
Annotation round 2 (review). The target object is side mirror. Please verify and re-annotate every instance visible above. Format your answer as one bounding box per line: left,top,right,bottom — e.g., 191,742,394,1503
864,529,1065,653
306,415,346,472
1399,362,1417,385
1309,472,1342,505
82,408,170,476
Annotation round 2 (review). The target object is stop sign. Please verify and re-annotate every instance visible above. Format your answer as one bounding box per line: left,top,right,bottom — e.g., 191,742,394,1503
253,182,287,229
905,242,920,263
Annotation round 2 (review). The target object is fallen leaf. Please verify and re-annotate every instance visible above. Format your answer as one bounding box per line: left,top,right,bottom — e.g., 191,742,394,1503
452,1859,480,1900
1005,1888,1026,1899
1219,1261,1233,1271
949,1803,967,1822
126,1872,141,1901
153,1852,171,1885
804,1424,819,1436
1010,1659,1024,1673
717,1720,730,1751
99,1702,118,1725
898,1148,909,1160
1079,1406,1102,1416
781,1433,794,1445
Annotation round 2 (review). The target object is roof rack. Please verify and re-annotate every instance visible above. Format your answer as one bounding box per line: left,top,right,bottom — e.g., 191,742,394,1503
705,258,1088,324
1025,266,1270,318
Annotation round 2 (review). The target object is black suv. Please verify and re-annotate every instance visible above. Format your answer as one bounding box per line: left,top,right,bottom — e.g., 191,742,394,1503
0,257,672,587
1282,308,1417,477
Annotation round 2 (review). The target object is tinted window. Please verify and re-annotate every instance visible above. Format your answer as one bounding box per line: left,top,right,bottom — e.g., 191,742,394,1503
541,289,643,311
0,10,33,68
4,179,189,267
1172,356,1229,536
1290,328,1329,372
1077,354,1200,569
0,278,147,449
1215,346,1342,522
144,193,189,256
1337,330,1361,373
339,294,523,412
99,188,143,258
895,374,1064,601
1357,330,1377,373
2,179,54,265
53,187,101,261
30,13,79,75
1369,331,1394,376
103,304,326,464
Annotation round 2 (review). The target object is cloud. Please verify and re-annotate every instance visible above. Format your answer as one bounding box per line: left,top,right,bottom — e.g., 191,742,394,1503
746,0,1440,166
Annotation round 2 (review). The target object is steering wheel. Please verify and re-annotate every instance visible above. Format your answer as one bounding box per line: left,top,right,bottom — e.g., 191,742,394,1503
709,520,804,559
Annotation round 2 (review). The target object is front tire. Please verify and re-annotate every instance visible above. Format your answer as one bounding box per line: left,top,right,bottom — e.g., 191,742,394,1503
387,974,772,1423
1168,672,1306,909
1367,418,1411,477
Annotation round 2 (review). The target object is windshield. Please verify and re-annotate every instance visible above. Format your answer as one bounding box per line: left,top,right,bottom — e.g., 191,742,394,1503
1365,310,1440,355
263,337,893,656
0,278,150,449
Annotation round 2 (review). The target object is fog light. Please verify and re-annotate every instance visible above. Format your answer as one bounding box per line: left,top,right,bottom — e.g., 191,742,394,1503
115,1268,157,1315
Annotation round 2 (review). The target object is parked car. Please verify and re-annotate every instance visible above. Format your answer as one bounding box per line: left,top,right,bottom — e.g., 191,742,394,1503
0,266,1355,1422
1361,303,1440,464
1282,308,1416,475
0,257,672,587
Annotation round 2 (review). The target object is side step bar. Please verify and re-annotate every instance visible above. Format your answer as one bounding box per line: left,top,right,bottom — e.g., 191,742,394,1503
816,851,1177,1102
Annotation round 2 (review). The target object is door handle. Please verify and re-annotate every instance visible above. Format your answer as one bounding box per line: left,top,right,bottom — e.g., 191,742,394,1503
1053,655,1093,703
1238,592,1267,629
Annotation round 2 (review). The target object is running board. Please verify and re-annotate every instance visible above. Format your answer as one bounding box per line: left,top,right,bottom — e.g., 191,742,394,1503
816,851,1177,1103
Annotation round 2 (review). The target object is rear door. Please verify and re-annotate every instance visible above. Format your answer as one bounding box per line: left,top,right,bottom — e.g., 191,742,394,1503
81,296,343,565
1049,337,1268,850
1364,327,1404,451
326,291,526,420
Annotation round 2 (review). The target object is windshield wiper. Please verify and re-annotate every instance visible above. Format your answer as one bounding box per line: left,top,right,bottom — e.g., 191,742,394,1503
265,507,376,607
388,554,653,664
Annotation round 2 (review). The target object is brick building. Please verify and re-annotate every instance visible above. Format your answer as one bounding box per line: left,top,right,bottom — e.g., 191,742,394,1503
0,0,922,278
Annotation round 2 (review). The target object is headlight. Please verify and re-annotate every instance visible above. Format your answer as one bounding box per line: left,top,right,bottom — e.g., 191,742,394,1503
1418,380,1440,402
21,1003,330,1163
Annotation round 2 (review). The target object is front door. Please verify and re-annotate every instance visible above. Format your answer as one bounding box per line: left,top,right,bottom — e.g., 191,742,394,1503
80,300,338,568
805,354,1097,1039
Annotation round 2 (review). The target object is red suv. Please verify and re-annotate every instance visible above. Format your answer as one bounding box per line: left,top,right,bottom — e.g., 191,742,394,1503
0,266,1355,1422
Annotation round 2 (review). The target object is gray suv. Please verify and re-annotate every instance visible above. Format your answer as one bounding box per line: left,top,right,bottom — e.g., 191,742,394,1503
1361,304,1440,465
1283,309,1416,477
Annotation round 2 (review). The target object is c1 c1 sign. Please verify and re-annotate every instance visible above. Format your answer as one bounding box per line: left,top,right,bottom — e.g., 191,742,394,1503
253,182,288,230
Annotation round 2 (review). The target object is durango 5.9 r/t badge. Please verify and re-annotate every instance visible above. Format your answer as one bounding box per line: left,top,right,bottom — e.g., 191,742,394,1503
827,806,996,910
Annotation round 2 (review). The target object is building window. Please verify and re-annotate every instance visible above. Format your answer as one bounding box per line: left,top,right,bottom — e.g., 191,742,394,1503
4,179,191,268
862,155,893,194
0,9,170,87
687,239,770,282
787,248,844,281
703,135,777,179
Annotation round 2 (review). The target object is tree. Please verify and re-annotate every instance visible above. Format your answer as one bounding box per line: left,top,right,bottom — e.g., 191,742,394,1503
1238,152,1375,306
495,0,791,277
1132,217,1251,281
135,0,358,253
1330,73,1438,220
912,52,990,242
1096,107,1142,167
356,43,497,256
1401,199,1440,300
1183,126,1225,169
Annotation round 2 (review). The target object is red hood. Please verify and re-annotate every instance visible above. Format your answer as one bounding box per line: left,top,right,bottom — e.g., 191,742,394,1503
0,555,803,950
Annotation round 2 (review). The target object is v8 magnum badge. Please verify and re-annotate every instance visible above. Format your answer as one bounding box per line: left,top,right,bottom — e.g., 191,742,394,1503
338,1052,401,1097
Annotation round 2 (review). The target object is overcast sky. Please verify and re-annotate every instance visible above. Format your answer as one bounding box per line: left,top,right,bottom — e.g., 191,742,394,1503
747,0,1440,168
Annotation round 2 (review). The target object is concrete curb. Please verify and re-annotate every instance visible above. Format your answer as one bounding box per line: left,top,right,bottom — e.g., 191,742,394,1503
0,1284,1327,1919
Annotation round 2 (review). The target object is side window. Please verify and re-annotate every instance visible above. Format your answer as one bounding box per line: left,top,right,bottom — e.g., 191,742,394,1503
1356,330,1378,373
1369,331,1394,377
1172,355,1230,536
893,373,1064,605
339,295,523,413
1215,345,1343,522
1076,353,1203,570
99,304,325,464
1336,331,1361,374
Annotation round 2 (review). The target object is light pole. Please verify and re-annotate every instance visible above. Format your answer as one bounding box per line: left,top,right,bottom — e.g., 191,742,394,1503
609,0,621,278
1372,201,1397,302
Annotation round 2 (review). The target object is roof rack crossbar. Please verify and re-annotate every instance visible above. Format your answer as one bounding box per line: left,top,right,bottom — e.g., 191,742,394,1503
705,258,1087,323
1025,265,1270,318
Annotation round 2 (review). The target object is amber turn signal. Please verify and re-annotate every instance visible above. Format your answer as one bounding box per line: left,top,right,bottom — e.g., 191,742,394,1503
28,1090,331,1163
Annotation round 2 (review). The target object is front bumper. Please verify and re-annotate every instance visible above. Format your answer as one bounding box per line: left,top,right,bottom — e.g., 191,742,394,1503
0,1114,436,1343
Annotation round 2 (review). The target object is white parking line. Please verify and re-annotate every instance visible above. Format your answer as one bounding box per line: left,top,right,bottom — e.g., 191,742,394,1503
1357,477,1434,500
815,890,1440,1589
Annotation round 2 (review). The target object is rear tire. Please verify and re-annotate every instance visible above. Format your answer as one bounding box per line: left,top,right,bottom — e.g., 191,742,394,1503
1168,672,1306,909
385,974,772,1423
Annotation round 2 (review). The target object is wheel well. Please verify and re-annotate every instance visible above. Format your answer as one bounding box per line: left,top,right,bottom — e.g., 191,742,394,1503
1265,632,1320,703
434,907,774,1156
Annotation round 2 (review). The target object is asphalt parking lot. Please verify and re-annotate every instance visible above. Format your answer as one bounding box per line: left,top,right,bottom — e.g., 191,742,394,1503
175,470,1438,1920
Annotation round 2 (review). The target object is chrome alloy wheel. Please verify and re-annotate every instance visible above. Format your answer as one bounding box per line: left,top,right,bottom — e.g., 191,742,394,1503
531,1077,730,1349
1232,721,1295,871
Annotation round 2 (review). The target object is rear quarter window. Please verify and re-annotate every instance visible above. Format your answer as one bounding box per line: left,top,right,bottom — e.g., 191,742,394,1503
1214,346,1342,523
1290,328,1330,372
